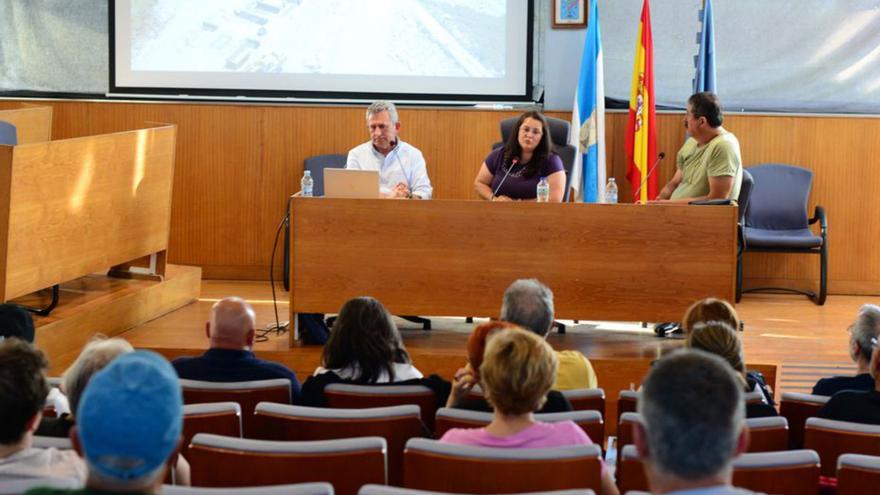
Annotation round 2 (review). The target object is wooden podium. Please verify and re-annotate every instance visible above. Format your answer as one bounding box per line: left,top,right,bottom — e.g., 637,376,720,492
288,198,737,344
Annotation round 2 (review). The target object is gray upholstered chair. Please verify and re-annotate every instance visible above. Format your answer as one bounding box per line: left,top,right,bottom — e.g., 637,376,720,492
0,120,17,145
837,454,880,495
163,482,334,495
741,164,827,304
304,154,347,197
359,485,595,495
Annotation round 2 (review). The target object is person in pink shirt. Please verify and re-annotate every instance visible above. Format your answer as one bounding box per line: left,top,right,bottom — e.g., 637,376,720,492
440,328,618,495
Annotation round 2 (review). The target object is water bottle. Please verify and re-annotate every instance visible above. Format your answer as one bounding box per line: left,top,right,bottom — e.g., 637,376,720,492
604,177,618,204
536,176,550,203
301,170,314,197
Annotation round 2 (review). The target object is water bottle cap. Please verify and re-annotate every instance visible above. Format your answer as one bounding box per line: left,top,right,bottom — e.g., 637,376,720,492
540,176,547,180
609,177,615,182
304,171,311,176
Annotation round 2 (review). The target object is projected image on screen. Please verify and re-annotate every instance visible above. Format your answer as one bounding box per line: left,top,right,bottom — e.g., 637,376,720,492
130,0,505,79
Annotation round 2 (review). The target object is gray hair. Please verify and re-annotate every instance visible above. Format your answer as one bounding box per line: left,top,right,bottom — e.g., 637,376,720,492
62,337,134,415
500,279,554,337
366,100,399,124
639,349,745,480
851,304,880,362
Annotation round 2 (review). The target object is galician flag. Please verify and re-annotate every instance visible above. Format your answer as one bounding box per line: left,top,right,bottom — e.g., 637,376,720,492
694,0,717,93
625,0,658,204
569,0,606,203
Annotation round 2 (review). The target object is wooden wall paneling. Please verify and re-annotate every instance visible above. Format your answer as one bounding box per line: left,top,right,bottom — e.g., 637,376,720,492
5,99,878,295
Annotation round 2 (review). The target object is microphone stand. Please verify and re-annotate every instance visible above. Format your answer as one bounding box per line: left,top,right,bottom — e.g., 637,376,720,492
492,159,519,199
634,152,666,203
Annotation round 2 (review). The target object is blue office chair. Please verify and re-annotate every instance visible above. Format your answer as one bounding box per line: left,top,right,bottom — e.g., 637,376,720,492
495,116,577,202
735,168,755,302
741,164,827,305
0,121,18,145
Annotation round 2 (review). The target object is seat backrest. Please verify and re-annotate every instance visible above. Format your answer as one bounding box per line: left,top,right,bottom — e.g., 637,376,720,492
180,378,291,437
617,412,641,450
252,403,423,486
744,164,813,230
779,392,829,448
31,435,73,450
561,388,605,417
432,408,603,445
731,449,820,495
0,121,17,146
304,154,347,197
182,402,242,457
617,390,639,424
188,434,386,495
359,485,595,495
403,438,602,494
324,383,438,432
745,416,789,453
837,453,880,495
616,445,648,493
0,476,78,495
804,417,880,477
737,168,755,224
163,482,334,495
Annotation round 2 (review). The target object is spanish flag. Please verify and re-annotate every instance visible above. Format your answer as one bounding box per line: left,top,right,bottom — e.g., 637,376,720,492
625,0,658,204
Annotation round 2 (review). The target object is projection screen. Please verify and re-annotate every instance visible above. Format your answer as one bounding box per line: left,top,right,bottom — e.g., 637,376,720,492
110,0,533,102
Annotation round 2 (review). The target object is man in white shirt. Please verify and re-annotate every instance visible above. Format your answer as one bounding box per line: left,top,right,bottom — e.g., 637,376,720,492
346,100,433,199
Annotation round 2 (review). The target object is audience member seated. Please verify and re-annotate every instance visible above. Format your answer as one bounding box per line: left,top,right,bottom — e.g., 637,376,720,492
301,297,448,407
172,297,301,403
0,303,36,343
812,304,880,396
686,321,777,417
25,351,186,495
818,341,880,425
682,297,741,335
36,337,133,438
0,338,84,482
635,350,757,495
500,279,597,390
440,327,617,495
446,321,572,414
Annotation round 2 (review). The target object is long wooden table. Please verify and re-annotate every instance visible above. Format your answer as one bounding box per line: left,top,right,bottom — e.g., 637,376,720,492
288,198,737,343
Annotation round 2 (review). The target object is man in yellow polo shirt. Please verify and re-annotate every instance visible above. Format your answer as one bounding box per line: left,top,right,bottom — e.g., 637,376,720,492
500,279,597,390
655,92,742,204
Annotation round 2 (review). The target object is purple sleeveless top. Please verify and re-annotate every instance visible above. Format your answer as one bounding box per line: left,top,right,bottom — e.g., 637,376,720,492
485,147,564,200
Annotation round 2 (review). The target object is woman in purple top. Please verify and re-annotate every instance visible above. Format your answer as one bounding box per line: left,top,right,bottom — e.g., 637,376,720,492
440,328,619,495
474,111,566,202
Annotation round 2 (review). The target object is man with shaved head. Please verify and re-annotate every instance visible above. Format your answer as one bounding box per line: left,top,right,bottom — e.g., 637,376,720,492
172,297,301,402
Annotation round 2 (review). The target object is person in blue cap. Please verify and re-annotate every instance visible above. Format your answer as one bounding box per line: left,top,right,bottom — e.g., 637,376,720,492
26,350,184,494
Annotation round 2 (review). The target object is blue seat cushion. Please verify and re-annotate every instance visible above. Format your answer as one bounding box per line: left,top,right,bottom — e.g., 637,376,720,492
744,227,823,249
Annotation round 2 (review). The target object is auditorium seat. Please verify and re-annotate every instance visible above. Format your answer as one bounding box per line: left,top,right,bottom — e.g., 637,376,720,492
403,438,602,494
615,445,648,493
617,390,639,423
560,388,605,417
836,454,880,495
180,378,291,437
188,434,386,495
744,416,789,453
616,412,640,450
0,477,78,495
803,417,880,477
31,435,72,450
779,392,828,448
432,408,604,444
324,383,439,432
731,449,821,495
359,485,595,495
163,482,335,495
252,403,424,486
182,402,242,457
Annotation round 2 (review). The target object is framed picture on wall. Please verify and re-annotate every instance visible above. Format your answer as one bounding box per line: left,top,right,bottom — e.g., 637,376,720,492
553,0,588,29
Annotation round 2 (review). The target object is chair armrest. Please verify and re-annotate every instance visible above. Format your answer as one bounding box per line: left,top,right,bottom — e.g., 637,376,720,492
689,199,733,206
808,205,827,235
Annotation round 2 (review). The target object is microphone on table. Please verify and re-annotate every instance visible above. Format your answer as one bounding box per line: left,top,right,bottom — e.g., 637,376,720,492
633,152,666,202
492,158,519,199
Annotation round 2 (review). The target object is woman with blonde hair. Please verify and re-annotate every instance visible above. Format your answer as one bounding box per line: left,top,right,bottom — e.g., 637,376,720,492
440,328,619,495
686,321,776,416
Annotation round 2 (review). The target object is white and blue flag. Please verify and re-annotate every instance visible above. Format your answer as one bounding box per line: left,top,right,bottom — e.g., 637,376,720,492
569,0,606,203
694,0,716,93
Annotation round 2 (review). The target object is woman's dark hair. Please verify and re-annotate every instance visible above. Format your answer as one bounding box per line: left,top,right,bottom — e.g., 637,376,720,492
322,297,411,383
502,110,554,178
